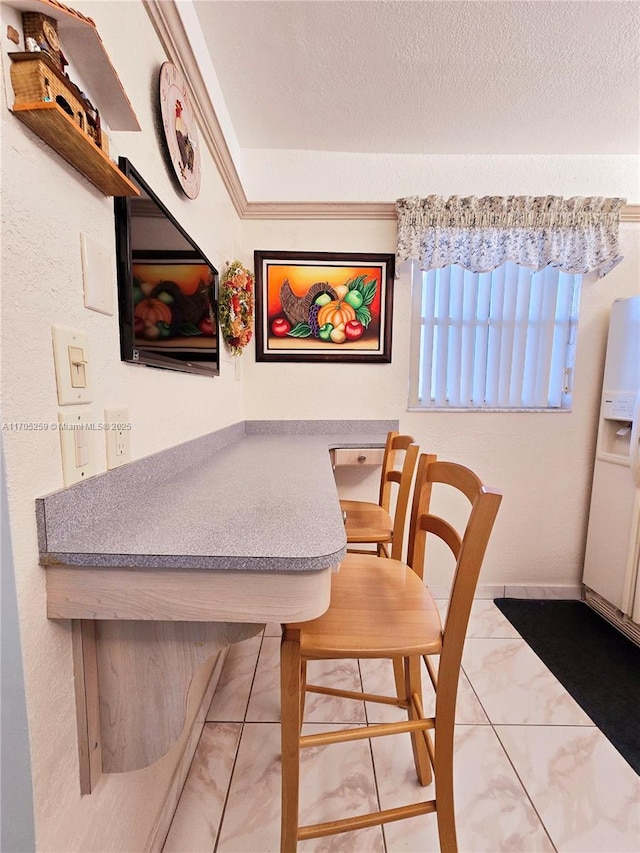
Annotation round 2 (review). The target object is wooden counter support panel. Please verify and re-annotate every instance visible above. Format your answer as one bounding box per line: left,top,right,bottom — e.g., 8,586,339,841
71,618,262,787
71,620,101,794
57,562,332,779
95,621,262,773
47,565,333,623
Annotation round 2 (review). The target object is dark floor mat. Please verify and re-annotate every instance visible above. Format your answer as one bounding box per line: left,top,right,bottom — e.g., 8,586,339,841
494,598,640,775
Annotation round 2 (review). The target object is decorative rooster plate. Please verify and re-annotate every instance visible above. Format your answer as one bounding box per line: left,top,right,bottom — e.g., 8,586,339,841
159,62,201,199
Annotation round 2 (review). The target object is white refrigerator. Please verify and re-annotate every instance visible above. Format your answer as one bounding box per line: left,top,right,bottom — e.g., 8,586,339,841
583,294,640,642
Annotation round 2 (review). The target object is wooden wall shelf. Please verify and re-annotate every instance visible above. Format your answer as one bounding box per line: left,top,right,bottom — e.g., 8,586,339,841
7,0,140,131
12,101,139,196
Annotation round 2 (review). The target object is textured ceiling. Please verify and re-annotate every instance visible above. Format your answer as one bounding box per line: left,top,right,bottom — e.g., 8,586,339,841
193,0,640,156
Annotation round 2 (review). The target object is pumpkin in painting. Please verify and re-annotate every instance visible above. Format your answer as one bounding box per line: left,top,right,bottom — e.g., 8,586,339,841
135,297,172,325
316,299,357,330
134,297,173,340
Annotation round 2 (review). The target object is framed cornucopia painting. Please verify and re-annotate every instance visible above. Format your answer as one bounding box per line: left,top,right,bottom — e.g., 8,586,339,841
254,251,394,363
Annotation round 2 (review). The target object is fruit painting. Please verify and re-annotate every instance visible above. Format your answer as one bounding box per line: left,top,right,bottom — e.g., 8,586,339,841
131,253,217,359
254,251,394,363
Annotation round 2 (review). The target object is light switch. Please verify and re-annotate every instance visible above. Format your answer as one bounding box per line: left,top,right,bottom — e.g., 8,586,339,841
81,233,114,316
59,411,96,486
74,427,88,467
68,346,87,387
52,327,92,405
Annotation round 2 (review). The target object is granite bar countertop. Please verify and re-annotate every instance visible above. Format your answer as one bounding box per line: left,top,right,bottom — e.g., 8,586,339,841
37,420,395,573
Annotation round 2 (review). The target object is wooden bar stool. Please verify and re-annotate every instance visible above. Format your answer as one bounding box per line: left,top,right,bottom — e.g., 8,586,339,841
280,454,502,853
340,431,419,560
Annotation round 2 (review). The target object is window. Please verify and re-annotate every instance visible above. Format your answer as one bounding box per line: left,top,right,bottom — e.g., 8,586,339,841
409,261,582,410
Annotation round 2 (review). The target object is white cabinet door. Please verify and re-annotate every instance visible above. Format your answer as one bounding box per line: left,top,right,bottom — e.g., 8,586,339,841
583,459,637,612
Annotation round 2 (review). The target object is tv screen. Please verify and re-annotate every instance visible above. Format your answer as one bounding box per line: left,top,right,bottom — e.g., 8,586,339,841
114,158,219,377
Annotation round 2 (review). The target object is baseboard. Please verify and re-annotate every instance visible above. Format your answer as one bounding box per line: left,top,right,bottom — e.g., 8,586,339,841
427,584,507,599
427,584,583,601
503,584,583,600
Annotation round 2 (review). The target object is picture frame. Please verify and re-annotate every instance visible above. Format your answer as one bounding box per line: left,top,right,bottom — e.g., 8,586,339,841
254,250,394,363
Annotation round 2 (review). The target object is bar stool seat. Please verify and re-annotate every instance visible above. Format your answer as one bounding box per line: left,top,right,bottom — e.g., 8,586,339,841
340,431,418,560
293,554,443,659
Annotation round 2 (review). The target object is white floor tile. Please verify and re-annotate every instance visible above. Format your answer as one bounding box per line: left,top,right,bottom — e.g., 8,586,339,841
245,636,282,722
216,722,384,853
374,725,555,852
434,598,524,639
206,635,262,722
495,725,640,852
462,638,595,725
304,658,367,724
359,657,489,725
297,723,384,852
163,722,241,852
246,637,366,724
466,599,523,638
216,723,282,852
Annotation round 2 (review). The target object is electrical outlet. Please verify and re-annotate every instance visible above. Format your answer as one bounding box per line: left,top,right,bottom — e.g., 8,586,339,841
105,407,131,469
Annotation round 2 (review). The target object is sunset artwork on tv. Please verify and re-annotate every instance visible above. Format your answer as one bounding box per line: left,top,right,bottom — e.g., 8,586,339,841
132,255,216,356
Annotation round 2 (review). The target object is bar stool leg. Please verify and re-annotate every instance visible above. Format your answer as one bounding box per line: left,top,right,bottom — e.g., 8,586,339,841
280,629,303,853
434,678,458,853
392,657,405,701
405,655,432,785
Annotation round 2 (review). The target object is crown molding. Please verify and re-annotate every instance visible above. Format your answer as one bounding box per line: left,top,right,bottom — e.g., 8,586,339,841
620,204,640,222
143,2,640,225
241,201,398,220
244,201,640,221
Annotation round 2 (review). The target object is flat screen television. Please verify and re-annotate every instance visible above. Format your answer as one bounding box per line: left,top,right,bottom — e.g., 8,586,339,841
114,158,219,377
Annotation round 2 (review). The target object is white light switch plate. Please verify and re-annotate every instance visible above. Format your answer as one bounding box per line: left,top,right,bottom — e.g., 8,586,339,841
52,326,92,405
81,233,114,315
59,411,96,486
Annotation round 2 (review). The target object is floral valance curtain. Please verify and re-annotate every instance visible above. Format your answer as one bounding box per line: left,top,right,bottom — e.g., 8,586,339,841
396,195,626,276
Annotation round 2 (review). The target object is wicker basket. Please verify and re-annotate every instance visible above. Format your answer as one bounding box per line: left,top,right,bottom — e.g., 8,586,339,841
10,53,88,133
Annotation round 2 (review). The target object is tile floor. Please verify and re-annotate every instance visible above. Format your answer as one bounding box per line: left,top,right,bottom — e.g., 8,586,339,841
163,600,640,853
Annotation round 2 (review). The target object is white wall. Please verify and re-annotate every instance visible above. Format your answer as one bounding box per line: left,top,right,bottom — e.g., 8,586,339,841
240,149,640,202
241,218,639,590
0,2,244,849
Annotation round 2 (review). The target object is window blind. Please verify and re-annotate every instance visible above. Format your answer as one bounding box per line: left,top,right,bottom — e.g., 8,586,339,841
410,261,581,410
